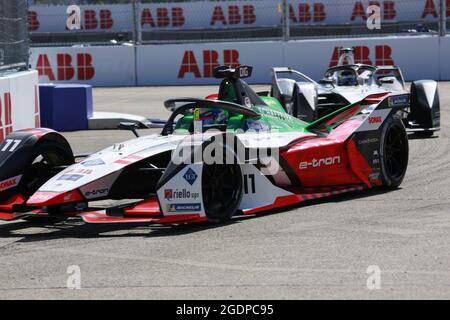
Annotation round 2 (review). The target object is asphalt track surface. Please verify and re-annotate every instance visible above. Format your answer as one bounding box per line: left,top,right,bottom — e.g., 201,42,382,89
0,84,449,300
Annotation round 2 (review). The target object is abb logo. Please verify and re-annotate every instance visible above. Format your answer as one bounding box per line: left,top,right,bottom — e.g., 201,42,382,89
178,49,240,79
141,7,185,27
369,116,382,124
36,53,95,81
329,45,394,67
422,0,450,18
28,9,114,31
289,3,326,23
350,1,396,21
210,5,256,25
0,92,12,143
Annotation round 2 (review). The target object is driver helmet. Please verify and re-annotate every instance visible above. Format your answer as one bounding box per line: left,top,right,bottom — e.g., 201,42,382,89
338,70,356,86
194,108,227,126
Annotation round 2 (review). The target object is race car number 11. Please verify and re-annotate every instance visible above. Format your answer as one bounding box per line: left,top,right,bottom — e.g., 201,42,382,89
1,139,21,152
244,174,256,194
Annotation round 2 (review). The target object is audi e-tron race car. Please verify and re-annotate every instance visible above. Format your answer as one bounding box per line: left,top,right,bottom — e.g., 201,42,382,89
0,65,409,225
270,48,440,136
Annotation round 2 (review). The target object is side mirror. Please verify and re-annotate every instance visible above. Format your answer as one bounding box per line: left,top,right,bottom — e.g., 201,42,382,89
319,79,335,87
118,122,139,137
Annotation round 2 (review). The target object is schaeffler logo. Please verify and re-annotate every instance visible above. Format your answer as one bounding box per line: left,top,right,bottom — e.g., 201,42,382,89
183,168,198,186
299,156,341,170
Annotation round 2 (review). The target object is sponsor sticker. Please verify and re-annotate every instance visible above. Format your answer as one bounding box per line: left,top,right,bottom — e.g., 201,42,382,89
0,175,22,192
81,158,105,167
299,156,341,170
368,116,382,124
166,203,201,212
57,174,84,182
183,168,198,185
358,138,379,145
164,188,199,201
84,188,109,198
356,109,391,132
29,192,55,203
388,95,409,108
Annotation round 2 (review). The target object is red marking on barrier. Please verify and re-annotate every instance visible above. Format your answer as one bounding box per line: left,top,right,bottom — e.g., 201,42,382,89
289,3,326,23
27,11,40,31
210,5,256,26
329,45,394,67
178,49,240,79
36,53,95,81
141,7,185,27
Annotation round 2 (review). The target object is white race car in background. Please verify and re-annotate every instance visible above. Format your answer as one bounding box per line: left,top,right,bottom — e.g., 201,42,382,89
270,47,440,136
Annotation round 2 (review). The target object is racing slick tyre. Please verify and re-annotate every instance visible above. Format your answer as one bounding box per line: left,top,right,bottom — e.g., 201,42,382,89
18,141,74,222
409,80,440,136
20,140,74,198
202,159,243,224
379,115,409,189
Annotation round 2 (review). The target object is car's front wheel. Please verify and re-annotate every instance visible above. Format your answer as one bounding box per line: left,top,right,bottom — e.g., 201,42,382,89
202,162,243,223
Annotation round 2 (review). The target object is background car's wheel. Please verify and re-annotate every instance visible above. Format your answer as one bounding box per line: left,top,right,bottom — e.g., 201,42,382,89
202,161,243,223
20,140,74,198
379,115,409,189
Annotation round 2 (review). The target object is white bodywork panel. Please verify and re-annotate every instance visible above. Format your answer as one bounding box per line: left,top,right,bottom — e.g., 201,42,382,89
157,164,204,216
38,134,185,193
36,129,309,216
239,164,293,211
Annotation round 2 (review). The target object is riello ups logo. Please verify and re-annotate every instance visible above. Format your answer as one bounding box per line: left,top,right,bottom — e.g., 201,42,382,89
35,53,95,81
0,92,12,143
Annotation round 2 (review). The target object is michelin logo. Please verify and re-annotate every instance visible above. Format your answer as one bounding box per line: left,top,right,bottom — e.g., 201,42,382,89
167,203,201,212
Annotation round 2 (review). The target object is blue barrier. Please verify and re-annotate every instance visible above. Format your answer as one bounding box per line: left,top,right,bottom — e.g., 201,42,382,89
39,84,93,131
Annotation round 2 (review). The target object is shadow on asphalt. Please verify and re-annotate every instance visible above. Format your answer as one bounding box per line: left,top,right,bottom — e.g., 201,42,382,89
0,187,396,242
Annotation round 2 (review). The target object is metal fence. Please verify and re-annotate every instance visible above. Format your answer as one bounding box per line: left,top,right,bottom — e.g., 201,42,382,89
0,0,29,72
25,0,449,47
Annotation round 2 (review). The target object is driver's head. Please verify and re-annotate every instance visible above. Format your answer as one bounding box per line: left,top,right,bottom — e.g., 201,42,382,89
194,108,227,126
338,70,356,86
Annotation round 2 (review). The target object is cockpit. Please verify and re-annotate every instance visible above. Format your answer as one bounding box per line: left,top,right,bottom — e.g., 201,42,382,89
322,65,377,87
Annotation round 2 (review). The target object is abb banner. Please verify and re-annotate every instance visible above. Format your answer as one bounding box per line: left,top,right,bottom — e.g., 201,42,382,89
0,71,40,143
28,0,445,33
29,46,136,86
137,41,285,85
137,35,441,85
29,35,450,86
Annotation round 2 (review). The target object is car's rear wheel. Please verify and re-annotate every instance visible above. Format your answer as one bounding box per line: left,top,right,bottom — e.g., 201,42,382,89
380,115,409,189
202,162,243,223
